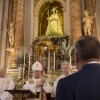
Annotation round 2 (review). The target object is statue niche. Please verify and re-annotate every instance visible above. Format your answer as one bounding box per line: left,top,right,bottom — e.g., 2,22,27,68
8,23,15,47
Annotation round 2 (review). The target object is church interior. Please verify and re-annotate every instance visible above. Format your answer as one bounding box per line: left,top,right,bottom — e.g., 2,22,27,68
0,0,100,99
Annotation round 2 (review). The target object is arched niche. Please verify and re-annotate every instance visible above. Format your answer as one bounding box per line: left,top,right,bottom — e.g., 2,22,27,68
34,0,66,37
38,1,63,36
34,0,66,16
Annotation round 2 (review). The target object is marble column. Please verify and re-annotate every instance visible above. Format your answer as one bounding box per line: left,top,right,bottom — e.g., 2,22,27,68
24,0,34,54
0,0,4,66
14,0,24,51
71,0,82,44
0,0,9,67
0,0,3,41
63,11,67,35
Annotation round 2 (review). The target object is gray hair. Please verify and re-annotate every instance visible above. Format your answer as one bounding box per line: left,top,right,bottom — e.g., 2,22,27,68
61,61,70,68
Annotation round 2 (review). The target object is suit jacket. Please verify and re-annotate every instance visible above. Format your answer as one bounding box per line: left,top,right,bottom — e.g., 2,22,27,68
56,63,100,100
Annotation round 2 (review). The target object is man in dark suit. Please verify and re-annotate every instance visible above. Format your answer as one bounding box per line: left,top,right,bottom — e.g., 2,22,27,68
56,36,100,100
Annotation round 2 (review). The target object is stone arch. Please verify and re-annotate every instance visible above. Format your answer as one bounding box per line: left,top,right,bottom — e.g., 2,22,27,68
34,0,66,16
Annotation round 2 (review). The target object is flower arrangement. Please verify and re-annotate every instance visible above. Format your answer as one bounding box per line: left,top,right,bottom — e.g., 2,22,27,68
16,48,30,67
31,35,71,61
31,35,69,47
16,47,25,67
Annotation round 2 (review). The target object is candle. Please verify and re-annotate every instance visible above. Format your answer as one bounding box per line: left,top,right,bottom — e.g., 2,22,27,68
23,49,25,80
54,51,55,71
28,54,31,79
24,50,25,67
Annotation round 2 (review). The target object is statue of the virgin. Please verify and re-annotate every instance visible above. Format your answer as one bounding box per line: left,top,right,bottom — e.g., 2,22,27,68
46,8,63,36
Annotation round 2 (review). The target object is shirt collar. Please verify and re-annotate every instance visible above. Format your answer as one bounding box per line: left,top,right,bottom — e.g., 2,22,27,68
87,61,99,64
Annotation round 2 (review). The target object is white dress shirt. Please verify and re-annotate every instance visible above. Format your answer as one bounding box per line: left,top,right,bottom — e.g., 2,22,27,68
53,74,66,95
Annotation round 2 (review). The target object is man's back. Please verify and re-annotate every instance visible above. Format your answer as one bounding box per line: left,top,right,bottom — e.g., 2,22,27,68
56,63,100,100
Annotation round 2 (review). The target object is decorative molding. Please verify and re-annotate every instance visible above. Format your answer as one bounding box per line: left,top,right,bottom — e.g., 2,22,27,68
34,0,66,16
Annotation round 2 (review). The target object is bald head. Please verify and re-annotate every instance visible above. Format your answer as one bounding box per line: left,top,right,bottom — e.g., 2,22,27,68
0,68,6,78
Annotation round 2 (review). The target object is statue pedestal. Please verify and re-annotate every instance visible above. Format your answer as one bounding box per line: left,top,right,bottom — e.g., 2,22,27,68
6,48,14,52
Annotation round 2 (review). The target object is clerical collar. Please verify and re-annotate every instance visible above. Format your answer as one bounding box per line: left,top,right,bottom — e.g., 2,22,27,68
32,77,41,81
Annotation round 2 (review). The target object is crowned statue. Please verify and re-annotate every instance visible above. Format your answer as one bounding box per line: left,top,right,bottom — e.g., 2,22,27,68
46,8,63,36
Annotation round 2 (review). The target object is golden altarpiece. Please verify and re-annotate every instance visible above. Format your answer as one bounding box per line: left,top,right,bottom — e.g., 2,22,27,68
32,7,71,72
6,0,75,80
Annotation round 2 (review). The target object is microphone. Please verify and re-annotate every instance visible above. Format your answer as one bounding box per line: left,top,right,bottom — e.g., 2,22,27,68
14,78,22,90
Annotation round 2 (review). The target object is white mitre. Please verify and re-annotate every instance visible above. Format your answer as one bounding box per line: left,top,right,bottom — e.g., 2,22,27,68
31,61,42,71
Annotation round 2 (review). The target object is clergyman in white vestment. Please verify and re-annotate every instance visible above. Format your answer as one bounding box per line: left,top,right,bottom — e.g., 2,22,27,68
54,62,71,95
23,61,46,100
23,61,53,100
0,68,14,100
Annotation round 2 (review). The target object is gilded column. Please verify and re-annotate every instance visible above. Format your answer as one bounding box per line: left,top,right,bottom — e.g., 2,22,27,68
14,0,24,51
12,0,17,24
0,0,4,66
66,0,71,36
34,15,38,39
85,0,97,36
71,0,82,44
0,0,9,68
85,0,95,14
24,0,34,55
